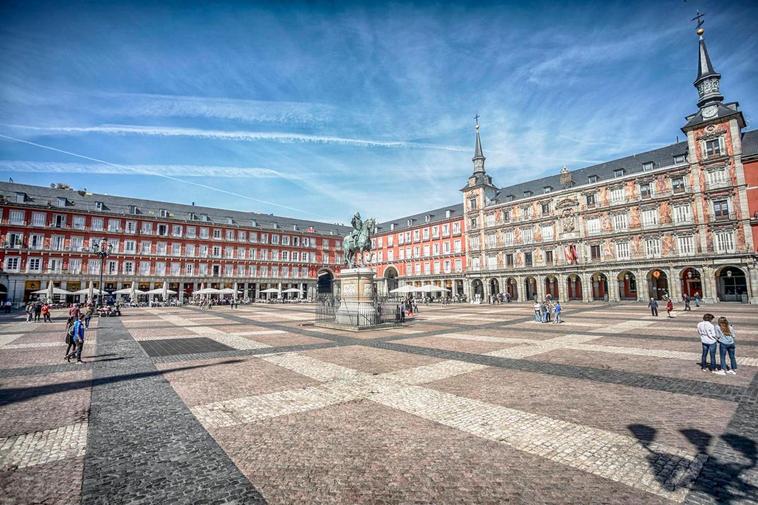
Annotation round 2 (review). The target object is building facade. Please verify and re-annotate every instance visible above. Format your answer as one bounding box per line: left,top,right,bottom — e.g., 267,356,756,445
0,184,347,303
1,26,756,305
462,28,758,304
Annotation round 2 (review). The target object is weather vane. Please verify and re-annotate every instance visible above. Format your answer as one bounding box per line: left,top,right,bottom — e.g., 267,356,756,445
692,10,705,36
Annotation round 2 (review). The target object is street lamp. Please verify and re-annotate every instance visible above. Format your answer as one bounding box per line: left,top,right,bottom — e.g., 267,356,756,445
91,239,113,308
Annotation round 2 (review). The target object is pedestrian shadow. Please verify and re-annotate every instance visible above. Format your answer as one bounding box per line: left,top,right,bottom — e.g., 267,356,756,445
0,359,246,407
628,423,758,503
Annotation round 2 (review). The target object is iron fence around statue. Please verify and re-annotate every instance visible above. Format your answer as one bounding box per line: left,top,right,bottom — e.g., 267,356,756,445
315,295,404,327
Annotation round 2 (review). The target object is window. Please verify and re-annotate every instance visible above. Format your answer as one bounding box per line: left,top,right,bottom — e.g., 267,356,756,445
212,229,221,239
452,222,461,234
645,238,662,258
172,243,182,256
226,229,235,241
454,240,462,253
616,241,630,259
156,242,167,256
642,209,658,227
422,228,430,240
713,199,730,219
541,224,553,241
4,257,20,271
486,234,497,248
613,213,628,231
503,230,514,246
543,186,552,194
487,255,497,270
141,241,151,254
522,227,533,244
9,210,24,224
545,250,553,265
613,169,625,178
29,234,43,250
186,226,196,238
141,222,153,234
678,236,695,256
172,225,183,237
502,209,511,222
48,258,62,273
107,219,120,232
714,230,735,253
588,175,598,184
505,253,514,267
455,259,463,272
125,240,136,253
587,218,600,235
91,218,104,231
485,214,495,227
674,154,686,164
73,216,85,230
126,220,137,233
468,197,477,210
521,206,532,220
412,230,420,242
524,252,533,267
704,137,724,158
523,190,533,198
590,245,601,260
7,232,23,248
200,227,209,239
31,212,46,226
69,258,82,274
470,217,478,229
706,168,728,188
639,183,652,199
469,236,480,251
586,193,596,207
642,162,654,172
672,177,686,194
51,235,65,251
27,258,41,272
156,224,168,236
541,203,550,215
674,205,692,224
610,187,625,203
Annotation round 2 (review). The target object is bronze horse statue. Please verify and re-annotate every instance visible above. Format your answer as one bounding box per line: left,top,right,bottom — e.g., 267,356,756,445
342,212,376,267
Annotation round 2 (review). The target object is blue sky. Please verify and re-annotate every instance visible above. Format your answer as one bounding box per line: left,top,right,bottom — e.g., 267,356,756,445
1,1,756,224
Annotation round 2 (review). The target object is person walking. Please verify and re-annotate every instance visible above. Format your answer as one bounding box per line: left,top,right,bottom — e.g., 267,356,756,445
533,300,541,322
64,316,76,361
4,300,11,313
715,317,738,375
683,294,691,311
553,301,562,324
648,298,659,317
666,299,674,318
34,301,42,322
66,314,86,363
84,304,94,328
694,291,701,307
697,313,719,373
25,302,34,322
41,303,51,322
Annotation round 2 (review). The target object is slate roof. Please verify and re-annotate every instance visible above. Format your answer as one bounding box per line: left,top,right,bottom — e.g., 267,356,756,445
743,129,758,160
0,182,351,236
375,203,464,233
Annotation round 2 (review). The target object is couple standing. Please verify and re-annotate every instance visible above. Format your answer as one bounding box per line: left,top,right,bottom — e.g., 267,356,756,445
696,313,738,375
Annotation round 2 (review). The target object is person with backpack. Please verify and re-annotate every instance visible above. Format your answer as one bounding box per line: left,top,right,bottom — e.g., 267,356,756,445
66,314,86,363
64,317,76,361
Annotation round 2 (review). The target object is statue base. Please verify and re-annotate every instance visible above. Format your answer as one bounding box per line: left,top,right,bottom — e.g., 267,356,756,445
316,268,398,330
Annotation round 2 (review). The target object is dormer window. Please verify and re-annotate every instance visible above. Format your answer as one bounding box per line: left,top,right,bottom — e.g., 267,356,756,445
95,201,104,211
189,212,196,220
673,154,686,164
445,209,452,218
613,168,625,178
642,162,654,172
506,195,514,202
543,186,552,194
523,190,533,198
292,224,298,231
407,219,413,227
226,217,233,225
272,223,279,229
588,175,599,184
128,205,137,214
15,192,26,203
390,223,396,231
56,197,67,208
251,219,257,227
200,214,209,222
159,208,168,218
424,215,431,223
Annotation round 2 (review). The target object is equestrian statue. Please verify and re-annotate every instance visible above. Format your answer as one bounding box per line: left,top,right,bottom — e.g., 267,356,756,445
342,212,376,267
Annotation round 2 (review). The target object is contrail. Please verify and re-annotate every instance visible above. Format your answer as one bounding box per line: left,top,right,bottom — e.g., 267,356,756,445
0,133,326,219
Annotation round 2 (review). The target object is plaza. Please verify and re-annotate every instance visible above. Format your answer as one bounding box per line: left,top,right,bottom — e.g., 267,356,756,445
1,301,756,504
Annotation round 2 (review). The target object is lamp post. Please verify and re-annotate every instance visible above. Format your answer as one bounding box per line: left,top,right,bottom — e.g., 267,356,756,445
91,240,112,308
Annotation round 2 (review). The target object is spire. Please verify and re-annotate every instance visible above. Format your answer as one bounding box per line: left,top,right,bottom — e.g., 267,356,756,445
692,12,723,108
472,114,485,173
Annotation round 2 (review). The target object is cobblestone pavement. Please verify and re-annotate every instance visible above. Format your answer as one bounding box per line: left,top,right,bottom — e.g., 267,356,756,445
1,302,757,504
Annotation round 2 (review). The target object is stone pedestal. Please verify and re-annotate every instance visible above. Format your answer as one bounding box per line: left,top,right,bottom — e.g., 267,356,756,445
335,268,378,328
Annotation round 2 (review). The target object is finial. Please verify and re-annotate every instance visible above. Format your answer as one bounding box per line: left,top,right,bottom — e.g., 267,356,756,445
692,11,705,37
474,113,480,130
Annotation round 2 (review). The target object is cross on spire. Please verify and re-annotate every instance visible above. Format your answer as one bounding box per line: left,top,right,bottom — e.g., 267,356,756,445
474,113,480,129
691,10,704,29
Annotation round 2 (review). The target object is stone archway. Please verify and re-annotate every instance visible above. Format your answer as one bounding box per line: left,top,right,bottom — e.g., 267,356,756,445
680,267,702,299
591,272,608,301
647,269,669,300
384,266,399,294
471,279,484,302
716,266,748,302
489,278,500,299
567,274,582,301
617,271,637,300
505,277,518,301
0,283,7,302
317,269,334,295
544,275,559,299
524,277,538,301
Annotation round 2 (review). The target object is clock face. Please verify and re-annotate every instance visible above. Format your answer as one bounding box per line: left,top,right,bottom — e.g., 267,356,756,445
702,105,718,119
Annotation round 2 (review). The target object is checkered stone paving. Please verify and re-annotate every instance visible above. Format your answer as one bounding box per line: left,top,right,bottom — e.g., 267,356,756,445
1,302,757,504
